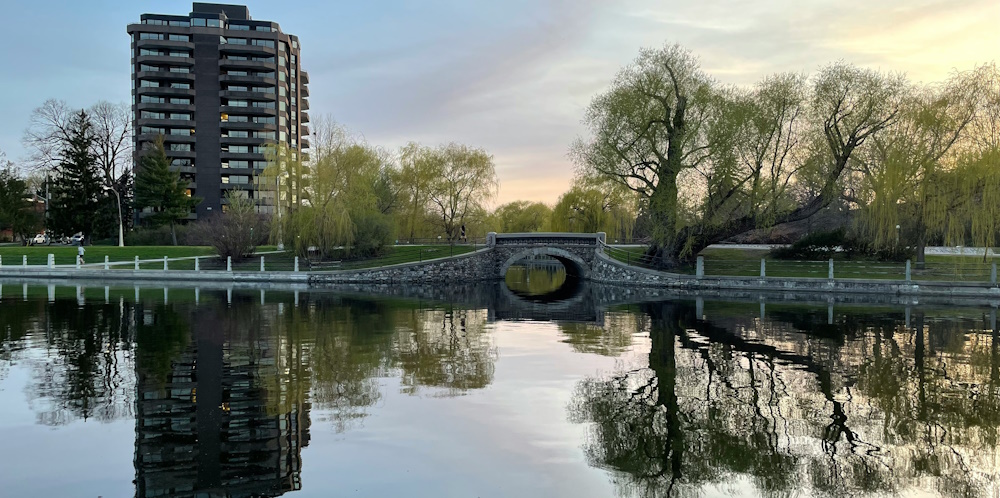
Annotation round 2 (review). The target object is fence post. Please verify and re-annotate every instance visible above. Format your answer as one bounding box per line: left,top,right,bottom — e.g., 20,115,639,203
760,259,766,278
294,256,299,273
48,254,54,269
163,256,168,271
260,256,265,272
23,255,27,267
76,255,80,270
0,255,3,268
696,256,704,279
104,255,109,270
134,256,139,270
906,260,911,282
227,256,232,272
992,262,997,286
829,259,834,280
194,257,200,272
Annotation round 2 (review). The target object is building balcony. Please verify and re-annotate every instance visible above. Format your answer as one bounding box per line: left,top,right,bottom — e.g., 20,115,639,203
300,98,309,110
136,117,194,128
137,133,196,144
221,120,276,131
136,102,196,113
300,124,309,136
300,86,309,98
300,111,309,123
300,71,309,84
219,90,276,100
136,70,195,82
136,86,196,98
162,150,197,160
219,58,276,71
219,43,276,56
299,137,310,149
219,74,276,86
136,54,194,67
221,105,277,117
135,38,195,51
220,151,266,160
221,136,272,146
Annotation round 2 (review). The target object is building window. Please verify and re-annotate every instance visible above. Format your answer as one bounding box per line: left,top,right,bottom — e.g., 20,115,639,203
191,18,207,27
170,82,190,89
228,100,248,107
140,95,165,104
139,33,164,40
141,111,166,119
229,24,250,31
169,144,191,151
168,34,190,42
168,20,189,27
169,66,190,73
169,113,191,120
279,86,286,97
139,80,159,87
169,97,191,105
252,39,275,48
254,131,276,140
226,38,248,45
225,130,250,138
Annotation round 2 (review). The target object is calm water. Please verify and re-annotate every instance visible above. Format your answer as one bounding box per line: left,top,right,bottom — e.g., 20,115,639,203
1,274,999,497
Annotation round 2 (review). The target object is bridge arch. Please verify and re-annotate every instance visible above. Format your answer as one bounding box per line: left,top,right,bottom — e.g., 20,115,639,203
498,247,591,281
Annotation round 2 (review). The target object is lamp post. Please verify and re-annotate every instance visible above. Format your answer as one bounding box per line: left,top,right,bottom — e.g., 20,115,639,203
103,185,124,247
895,224,901,247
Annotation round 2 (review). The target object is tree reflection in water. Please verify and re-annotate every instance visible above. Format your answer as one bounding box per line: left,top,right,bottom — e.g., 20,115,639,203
570,302,1000,497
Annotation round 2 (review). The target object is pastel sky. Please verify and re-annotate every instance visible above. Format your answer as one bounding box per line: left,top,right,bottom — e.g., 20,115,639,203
0,0,996,205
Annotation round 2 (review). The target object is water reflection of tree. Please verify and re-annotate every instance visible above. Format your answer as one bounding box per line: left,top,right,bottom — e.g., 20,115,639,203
570,302,1000,498
0,299,41,383
26,298,136,425
559,311,648,356
394,308,497,397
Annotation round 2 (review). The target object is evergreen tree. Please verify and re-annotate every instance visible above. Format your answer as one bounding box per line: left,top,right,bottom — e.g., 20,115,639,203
135,137,200,245
0,166,41,243
49,110,103,243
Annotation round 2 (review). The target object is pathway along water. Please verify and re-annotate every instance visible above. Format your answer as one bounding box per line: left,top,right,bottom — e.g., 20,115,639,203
0,280,998,497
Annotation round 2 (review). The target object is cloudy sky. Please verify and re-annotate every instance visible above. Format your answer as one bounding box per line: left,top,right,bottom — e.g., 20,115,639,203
0,0,996,204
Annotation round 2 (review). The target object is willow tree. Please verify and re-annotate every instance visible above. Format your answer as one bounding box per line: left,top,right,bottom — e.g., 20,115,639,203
576,44,905,268
269,118,393,258
405,143,499,241
849,64,999,262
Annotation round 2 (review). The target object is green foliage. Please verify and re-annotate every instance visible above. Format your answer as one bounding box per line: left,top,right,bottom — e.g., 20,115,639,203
48,110,104,241
134,137,201,245
491,201,552,233
0,164,41,242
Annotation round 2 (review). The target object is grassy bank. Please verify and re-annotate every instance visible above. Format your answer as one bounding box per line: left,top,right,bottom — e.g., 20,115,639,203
0,244,478,272
605,246,998,281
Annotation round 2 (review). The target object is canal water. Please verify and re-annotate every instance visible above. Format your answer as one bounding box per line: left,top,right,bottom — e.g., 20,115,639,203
0,271,999,497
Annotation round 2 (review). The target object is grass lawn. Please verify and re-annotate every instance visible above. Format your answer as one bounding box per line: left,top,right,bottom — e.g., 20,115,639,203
0,244,478,272
310,244,479,271
605,245,998,281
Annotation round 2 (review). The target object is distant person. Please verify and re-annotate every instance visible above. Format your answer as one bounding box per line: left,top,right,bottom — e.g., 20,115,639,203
77,243,85,266
460,224,467,242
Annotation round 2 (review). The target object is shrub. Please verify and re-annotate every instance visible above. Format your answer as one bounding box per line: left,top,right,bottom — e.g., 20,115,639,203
126,225,194,246
188,193,269,260
350,211,395,258
771,229,848,260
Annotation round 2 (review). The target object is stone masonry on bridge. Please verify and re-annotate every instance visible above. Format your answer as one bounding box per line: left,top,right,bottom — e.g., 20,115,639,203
308,232,610,285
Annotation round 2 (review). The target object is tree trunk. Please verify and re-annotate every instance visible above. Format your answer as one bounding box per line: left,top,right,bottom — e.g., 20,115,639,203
170,222,178,246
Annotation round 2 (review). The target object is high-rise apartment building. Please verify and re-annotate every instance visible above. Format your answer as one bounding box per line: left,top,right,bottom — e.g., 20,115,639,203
127,3,310,218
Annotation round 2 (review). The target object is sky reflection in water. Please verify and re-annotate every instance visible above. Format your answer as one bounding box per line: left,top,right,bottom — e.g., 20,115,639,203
0,281,998,497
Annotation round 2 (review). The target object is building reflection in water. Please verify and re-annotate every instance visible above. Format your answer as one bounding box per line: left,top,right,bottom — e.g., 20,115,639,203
133,297,310,498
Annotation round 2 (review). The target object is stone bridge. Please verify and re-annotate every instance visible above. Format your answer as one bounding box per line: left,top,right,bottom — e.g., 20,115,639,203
309,232,628,285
